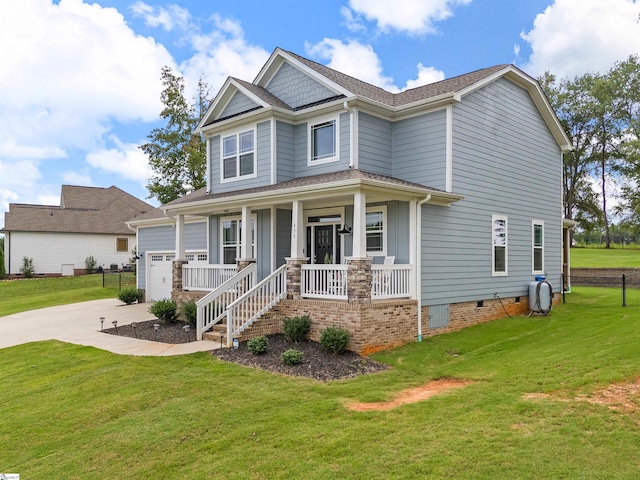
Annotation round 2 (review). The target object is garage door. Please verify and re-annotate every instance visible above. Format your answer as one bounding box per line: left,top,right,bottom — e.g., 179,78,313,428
146,253,174,301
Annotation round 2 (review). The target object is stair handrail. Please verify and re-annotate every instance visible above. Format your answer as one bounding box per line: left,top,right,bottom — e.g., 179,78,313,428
225,264,288,347
196,264,257,340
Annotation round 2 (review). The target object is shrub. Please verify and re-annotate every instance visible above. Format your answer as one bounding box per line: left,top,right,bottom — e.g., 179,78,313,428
118,287,143,305
283,315,311,342
281,349,304,366
0,245,5,279
20,257,34,278
247,335,269,355
149,298,178,323
85,255,97,274
180,299,197,327
320,326,350,354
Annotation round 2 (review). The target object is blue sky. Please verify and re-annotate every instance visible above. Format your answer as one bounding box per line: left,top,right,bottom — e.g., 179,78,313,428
1,0,639,228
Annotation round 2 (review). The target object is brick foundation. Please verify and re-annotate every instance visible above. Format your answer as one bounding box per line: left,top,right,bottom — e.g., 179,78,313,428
172,260,188,291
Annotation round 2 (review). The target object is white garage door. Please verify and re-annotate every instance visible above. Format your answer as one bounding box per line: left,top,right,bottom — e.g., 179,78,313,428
146,253,174,301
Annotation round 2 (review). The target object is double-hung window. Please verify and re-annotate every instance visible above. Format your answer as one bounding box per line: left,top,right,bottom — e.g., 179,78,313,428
492,215,508,276
308,116,338,164
221,216,255,264
222,129,255,181
366,207,387,256
532,221,544,274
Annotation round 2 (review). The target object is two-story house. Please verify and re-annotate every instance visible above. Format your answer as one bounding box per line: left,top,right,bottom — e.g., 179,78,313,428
127,48,571,354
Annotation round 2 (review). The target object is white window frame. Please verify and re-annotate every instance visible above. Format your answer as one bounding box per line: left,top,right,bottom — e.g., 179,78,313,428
492,214,508,276
307,114,339,165
366,206,387,257
115,237,129,253
220,126,257,183
219,214,257,264
532,220,544,275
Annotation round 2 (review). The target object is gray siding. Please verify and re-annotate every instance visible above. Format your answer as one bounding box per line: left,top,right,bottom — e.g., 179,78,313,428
276,121,295,182
294,112,350,177
209,121,271,193
266,62,337,109
220,91,258,119
137,222,207,289
208,216,220,264
392,109,446,190
421,78,562,305
275,208,291,267
256,210,270,280
359,112,392,175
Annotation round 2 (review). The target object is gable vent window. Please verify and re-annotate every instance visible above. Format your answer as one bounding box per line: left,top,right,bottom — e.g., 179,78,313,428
222,129,255,181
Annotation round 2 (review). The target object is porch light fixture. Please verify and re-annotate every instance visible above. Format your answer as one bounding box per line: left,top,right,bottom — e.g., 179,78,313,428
183,324,190,343
99,317,105,332
338,224,352,235
112,320,118,334
131,322,138,338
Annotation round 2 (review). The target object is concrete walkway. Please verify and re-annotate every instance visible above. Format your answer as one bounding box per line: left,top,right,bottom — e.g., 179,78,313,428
0,298,219,356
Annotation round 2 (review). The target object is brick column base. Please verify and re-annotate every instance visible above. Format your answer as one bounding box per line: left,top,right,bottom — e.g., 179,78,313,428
347,258,372,303
236,258,257,272
285,258,308,299
172,260,188,292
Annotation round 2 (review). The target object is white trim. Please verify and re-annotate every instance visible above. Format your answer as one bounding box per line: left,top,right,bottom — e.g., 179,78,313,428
220,125,258,184
270,118,276,185
445,105,453,192
532,220,544,275
307,113,340,166
219,214,257,264
270,206,276,272
492,214,508,276
366,205,387,257
206,137,211,193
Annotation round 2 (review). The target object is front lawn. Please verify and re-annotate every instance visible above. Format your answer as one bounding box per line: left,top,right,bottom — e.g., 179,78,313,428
0,273,135,317
2,295,640,478
570,246,640,268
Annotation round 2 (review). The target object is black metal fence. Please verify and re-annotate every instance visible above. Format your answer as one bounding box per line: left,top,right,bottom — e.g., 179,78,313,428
101,271,136,290
563,273,640,306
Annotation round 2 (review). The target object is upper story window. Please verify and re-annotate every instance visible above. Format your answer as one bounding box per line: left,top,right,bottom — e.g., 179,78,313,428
308,115,339,165
492,215,508,276
222,129,255,182
532,221,544,274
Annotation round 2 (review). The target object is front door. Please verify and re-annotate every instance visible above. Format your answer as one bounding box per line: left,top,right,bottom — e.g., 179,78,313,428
315,225,334,264
305,209,344,264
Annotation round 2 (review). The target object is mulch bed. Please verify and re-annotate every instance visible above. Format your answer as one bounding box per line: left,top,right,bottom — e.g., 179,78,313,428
103,322,388,381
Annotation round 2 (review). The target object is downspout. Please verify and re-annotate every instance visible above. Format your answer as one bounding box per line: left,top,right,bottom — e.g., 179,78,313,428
416,194,431,342
343,101,357,168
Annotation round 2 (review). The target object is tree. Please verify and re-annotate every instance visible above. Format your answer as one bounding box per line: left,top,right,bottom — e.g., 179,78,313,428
0,236,5,279
141,67,211,204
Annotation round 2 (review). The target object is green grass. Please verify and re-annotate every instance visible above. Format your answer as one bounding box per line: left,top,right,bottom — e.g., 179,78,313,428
0,273,136,317
2,296,640,478
570,246,640,268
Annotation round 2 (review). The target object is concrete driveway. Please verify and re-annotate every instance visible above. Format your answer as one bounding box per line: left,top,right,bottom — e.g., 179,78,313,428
0,298,219,356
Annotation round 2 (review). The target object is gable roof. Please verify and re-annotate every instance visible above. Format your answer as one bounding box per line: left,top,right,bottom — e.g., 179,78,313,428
2,185,153,235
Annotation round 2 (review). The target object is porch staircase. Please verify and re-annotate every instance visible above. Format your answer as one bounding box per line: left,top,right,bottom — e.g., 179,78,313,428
197,264,287,347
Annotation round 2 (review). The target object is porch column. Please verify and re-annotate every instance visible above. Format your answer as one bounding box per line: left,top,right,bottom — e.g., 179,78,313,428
352,191,366,258
175,214,186,260
237,205,256,272
409,200,417,299
290,200,305,259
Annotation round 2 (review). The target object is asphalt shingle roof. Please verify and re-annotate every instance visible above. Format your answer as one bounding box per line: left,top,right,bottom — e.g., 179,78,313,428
2,185,153,234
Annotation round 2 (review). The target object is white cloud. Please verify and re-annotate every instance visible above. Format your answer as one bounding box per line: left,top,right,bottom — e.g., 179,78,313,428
403,64,445,90
521,0,640,78
306,39,398,91
86,137,152,183
62,171,93,186
340,6,366,32
130,2,191,31
346,0,472,34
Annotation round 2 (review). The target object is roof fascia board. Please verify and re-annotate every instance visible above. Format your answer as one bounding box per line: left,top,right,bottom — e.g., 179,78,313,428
199,106,275,136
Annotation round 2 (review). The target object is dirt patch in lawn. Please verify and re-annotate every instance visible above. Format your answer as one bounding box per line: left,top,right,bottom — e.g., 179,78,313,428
346,378,474,412
524,378,640,411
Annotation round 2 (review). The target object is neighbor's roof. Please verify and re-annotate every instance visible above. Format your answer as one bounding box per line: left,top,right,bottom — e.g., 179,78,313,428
2,185,153,235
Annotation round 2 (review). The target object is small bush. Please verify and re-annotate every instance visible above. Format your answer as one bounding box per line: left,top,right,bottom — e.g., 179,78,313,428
85,255,97,274
283,315,311,342
149,298,178,323
20,257,34,278
247,336,269,355
320,326,350,354
281,349,304,366
118,287,142,305
180,299,197,327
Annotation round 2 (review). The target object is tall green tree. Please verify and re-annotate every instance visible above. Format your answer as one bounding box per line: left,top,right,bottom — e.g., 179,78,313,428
0,236,5,279
141,66,211,204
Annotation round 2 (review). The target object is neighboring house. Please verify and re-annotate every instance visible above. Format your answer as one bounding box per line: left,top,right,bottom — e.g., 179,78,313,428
127,48,571,353
2,185,153,276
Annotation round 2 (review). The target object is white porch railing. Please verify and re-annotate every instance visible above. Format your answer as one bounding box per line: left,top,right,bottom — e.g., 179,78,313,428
301,264,348,300
226,264,288,347
183,264,237,291
196,264,256,340
371,264,412,299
